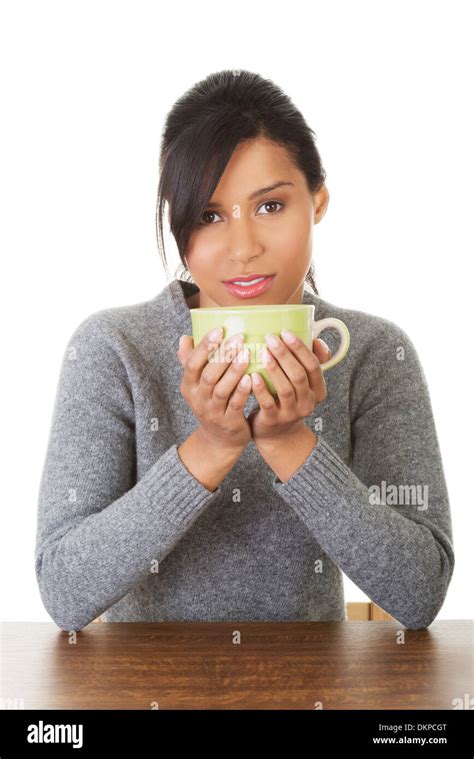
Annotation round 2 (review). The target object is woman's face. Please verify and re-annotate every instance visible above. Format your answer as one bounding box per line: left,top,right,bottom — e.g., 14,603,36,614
184,136,329,308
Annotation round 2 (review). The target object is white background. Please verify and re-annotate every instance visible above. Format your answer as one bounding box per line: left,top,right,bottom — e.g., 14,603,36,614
1,0,472,622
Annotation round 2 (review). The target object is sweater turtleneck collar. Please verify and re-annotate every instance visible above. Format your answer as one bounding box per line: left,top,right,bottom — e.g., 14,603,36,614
166,277,320,313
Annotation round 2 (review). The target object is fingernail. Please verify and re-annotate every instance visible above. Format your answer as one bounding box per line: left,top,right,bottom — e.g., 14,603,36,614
319,339,330,352
227,332,244,347
265,333,279,348
208,326,223,341
262,347,273,366
281,329,297,344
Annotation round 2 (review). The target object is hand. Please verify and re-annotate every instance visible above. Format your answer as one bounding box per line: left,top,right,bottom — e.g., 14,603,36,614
176,327,252,452
248,333,332,444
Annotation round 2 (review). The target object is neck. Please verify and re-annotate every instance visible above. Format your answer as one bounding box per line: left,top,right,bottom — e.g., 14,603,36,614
185,291,200,309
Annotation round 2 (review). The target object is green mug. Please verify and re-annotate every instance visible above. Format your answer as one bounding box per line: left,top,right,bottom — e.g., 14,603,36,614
190,304,350,395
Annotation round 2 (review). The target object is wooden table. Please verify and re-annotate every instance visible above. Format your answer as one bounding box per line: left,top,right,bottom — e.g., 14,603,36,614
1,620,472,710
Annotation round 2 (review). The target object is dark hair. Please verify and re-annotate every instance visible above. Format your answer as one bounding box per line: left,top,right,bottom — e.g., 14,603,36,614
156,69,327,297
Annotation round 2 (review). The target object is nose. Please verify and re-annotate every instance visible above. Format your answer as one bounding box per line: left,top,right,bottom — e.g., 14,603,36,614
228,217,264,265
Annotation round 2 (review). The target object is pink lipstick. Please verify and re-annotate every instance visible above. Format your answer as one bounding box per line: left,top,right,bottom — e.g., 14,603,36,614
223,274,276,299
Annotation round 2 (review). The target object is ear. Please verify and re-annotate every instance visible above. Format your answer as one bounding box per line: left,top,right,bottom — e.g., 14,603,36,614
313,184,330,224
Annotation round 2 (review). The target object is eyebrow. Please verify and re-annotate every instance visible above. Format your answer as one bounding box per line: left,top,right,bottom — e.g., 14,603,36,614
205,181,295,209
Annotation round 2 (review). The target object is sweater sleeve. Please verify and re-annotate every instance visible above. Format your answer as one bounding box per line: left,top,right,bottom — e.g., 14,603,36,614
34,314,222,632
271,320,455,630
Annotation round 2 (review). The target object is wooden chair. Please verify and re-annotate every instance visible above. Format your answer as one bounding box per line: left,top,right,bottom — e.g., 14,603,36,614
92,602,394,623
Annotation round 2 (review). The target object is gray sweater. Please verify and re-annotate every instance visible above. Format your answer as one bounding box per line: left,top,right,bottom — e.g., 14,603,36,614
34,278,455,631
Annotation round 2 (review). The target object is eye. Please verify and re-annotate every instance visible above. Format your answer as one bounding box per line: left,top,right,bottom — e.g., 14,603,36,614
198,200,284,226
199,210,222,225
256,200,284,215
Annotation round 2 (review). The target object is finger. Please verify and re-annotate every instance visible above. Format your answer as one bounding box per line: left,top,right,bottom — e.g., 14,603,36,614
182,326,226,388
250,371,279,415
259,345,297,407
199,332,246,401
311,339,330,397
265,333,312,405
226,367,253,415
313,338,332,364
213,347,251,412
176,335,194,367
273,329,325,400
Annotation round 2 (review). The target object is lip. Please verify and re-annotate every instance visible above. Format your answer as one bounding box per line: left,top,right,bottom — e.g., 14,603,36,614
223,274,276,299
223,273,273,283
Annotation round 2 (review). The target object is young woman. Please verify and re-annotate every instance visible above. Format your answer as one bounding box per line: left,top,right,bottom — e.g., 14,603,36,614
35,70,454,632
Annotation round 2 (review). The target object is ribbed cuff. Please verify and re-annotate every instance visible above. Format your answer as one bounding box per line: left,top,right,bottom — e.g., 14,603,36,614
271,434,363,522
138,443,222,528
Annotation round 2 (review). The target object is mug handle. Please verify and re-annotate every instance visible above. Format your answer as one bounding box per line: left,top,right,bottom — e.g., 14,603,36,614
311,318,350,371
